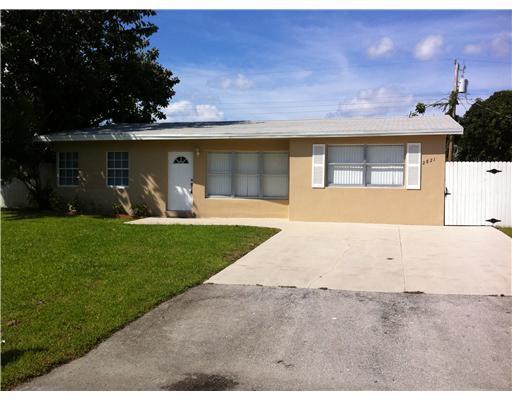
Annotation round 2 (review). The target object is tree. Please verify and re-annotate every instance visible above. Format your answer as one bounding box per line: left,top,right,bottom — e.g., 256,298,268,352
408,102,427,117
409,90,511,161
409,91,459,118
1,10,179,207
456,91,512,161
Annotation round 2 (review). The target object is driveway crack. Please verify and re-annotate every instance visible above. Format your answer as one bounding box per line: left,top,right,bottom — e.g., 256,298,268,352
306,242,352,289
397,225,406,292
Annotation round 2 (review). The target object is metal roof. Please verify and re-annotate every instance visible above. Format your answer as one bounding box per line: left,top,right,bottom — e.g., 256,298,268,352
38,115,463,142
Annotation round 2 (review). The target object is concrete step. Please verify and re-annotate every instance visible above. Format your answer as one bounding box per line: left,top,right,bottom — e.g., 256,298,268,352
165,210,196,218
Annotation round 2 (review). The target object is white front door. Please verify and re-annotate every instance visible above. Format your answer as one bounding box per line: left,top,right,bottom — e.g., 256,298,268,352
168,152,194,211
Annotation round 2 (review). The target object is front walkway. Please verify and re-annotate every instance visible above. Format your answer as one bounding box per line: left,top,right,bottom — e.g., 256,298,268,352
129,218,511,296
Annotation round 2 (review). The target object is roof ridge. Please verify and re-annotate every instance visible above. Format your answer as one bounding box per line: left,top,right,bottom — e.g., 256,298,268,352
38,115,462,142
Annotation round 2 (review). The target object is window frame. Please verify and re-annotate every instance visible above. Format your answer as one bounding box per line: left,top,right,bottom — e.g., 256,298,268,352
56,151,80,187
106,151,130,188
206,151,289,199
327,144,405,188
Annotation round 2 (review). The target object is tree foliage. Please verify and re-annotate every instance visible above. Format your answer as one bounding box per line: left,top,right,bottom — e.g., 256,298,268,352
456,91,512,161
410,91,458,117
408,102,426,117
1,10,179,206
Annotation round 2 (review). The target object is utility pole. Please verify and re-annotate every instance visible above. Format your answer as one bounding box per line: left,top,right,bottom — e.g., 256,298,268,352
447,59,459,161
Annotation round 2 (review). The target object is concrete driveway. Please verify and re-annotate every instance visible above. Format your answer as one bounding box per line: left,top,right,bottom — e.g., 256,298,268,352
130,218,511,296
19,284,512,390
19,220,511,390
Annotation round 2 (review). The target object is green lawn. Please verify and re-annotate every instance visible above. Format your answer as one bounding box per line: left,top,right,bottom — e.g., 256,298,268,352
497,227,512,238
0,211,278,389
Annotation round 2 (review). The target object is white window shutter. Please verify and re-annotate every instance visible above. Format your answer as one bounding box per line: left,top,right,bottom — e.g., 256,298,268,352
312,144,326,188
406,143,422,189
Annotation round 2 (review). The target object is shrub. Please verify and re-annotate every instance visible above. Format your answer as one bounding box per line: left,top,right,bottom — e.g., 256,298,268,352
112,201,125,215
67,196,81,214
48,192,65,211
132,202,149,218
30,184,54,210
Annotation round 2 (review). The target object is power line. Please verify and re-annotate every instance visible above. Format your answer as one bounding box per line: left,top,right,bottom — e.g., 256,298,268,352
174,58,511,78
175,90,496,106
213,104,433,116
212,98,443,111
212,94,453,105
167,95,496,118
168,94,502,118
459,97,470,113
217,94,458,117
459,59,512,65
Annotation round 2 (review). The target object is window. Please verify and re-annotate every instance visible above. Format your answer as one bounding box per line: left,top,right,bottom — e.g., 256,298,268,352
58,152,79,186
328,145,404,187
173,156,189,164
207,152,232,196
207,152,288,198
234,153,259,197
328,145,365,186
262,152,289,198
107,152,129,187
366,145,404,186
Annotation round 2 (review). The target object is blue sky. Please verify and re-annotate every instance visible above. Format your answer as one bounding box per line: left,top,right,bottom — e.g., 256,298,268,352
149,10,511,122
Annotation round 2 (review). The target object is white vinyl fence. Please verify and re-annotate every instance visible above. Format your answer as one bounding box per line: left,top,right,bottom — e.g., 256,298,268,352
445,162,511,227
0,163,55,209
0,178,34,208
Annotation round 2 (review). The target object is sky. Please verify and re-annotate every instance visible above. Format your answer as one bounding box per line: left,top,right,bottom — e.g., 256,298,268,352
148,10,512,122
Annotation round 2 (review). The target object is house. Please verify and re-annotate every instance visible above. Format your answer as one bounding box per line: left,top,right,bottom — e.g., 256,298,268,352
39,115,463,225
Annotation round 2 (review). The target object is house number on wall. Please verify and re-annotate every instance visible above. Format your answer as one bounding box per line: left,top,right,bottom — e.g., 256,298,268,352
422,157,436,165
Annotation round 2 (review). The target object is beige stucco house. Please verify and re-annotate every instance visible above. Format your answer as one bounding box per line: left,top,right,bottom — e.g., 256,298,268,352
40,115,463,225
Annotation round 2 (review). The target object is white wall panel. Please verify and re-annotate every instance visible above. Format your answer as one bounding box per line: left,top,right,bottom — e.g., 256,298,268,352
445,162,511,227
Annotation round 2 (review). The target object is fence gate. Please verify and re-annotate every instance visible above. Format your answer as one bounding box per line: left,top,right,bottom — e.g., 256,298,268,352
445,162,511,226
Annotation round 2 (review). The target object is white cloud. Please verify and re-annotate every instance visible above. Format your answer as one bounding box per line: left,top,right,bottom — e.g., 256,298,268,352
289,69,313,80
326,87,415,118
367,37,394,58
463,33,510,58
233,74,254,90
211,73,254,91
162,101,224,122
414,35,444,60
463,43,483,55
490,33,511,57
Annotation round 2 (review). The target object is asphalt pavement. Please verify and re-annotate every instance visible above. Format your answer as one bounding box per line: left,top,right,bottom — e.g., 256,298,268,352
19,284,512,390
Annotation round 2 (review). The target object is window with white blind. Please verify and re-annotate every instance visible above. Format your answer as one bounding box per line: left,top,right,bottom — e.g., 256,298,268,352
328,145,404,187
234,153,259,197
107,152,129,187
207,152,289,198
207,152,232,196
58,152,79,186
262,152,289,198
